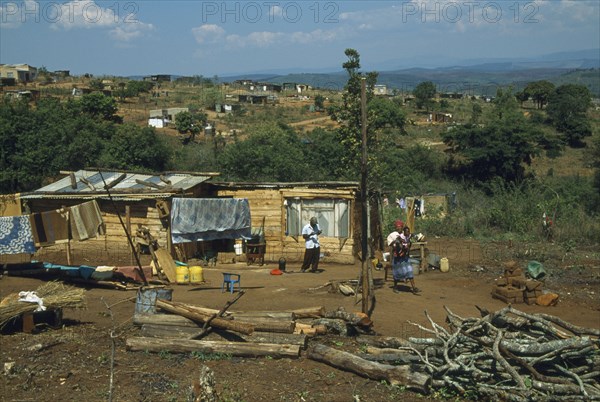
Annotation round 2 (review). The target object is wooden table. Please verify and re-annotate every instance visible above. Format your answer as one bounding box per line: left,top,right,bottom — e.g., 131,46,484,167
412,242,428,273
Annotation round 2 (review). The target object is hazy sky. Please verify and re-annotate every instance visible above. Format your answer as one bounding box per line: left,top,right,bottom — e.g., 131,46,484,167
1,0,599,76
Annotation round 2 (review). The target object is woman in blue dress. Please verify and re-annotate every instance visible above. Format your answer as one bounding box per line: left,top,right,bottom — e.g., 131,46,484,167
391,226,421,294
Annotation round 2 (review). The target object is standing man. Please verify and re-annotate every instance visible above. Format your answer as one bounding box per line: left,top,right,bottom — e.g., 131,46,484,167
301,217,322,272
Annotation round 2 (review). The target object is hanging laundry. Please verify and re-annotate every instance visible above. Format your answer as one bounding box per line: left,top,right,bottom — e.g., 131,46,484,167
0,215,36,255
29,208,70,247
414,199,422,217
69,200,105,241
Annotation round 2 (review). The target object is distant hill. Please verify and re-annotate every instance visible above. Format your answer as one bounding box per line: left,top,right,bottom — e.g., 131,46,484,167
221,67,600,97
124,49,599,96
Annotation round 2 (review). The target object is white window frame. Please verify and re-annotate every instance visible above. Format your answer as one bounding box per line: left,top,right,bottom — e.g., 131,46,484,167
286,198,350,238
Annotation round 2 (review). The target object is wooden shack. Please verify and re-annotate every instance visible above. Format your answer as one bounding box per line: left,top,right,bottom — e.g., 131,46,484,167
19,170,216,256
211,181,379,265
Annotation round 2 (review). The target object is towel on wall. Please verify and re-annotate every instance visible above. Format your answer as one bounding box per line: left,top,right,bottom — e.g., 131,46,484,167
0,215,36,255
29,208,70,247
171,198,251,243
69,200,105,241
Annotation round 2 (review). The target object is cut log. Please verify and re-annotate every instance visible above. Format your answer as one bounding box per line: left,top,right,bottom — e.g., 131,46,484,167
355,336,414,349
141,325,308,346
212,330,308,347
294,323,327,335
251,320,295,334
230,312,295,321
134,313,199,328
156,299,254,335
307,344,430,393
126,337,300,358
324,309,373,327
290,306,326,318
141,324,199,338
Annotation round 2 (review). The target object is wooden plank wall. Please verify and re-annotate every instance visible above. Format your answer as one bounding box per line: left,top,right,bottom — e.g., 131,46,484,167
218,188,357,264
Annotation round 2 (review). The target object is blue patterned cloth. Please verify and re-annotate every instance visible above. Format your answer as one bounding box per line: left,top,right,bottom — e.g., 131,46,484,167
171,198,252,243
0,215,36,255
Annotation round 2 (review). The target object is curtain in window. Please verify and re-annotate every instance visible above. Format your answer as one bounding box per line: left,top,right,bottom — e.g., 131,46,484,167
286,199,349,238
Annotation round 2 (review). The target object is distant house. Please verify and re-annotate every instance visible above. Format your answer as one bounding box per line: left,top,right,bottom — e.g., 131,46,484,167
282,83,311,94
54,70,70,78
431,112,453,123
237,94,269,104
0,64,38,83
148,107,189,126
374,84,388,96
3,90,40,102
144,75,171,83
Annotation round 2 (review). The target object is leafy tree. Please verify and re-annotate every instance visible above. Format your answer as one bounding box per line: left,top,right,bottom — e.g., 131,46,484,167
590,134,600,203
515,90,529,107
77,92,122,123
327,48,379,179
471,102,483,124
200,87,224,110
314,94,325,111
218,123,309,181
89,79,104,91
443,88,551,185
175,111,207,143
413,81,436,111
546,84,592,147
368,96,406,132
99,123,171,171
524,80,555,109
301,128,345,180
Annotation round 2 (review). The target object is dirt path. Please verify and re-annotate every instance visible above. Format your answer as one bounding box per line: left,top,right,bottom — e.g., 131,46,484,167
1,239,598,401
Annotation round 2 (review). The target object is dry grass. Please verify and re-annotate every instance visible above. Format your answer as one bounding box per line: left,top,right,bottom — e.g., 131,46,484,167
0,281,86,328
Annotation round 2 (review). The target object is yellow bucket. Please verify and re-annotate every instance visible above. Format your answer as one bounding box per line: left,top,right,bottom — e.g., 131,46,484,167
176,265,189,284
189,266,204,284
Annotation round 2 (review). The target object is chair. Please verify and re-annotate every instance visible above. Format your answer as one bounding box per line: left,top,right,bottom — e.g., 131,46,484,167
221,272,241,294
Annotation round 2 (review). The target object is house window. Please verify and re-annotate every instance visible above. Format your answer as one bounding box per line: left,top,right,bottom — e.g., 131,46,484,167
7,72,14,78
286,198,350,238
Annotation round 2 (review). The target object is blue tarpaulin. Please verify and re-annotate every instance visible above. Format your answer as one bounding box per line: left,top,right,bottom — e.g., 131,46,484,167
170,198,252,244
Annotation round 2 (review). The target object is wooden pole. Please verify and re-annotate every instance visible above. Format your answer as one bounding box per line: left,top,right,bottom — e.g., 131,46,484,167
65,208,72,265
126,205,132,265
360,78,369,315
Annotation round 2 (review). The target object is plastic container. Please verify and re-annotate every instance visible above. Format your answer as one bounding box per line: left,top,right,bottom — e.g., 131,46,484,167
189,266,204,284
176,265,190,284
440,257,450,273
135,287,173,314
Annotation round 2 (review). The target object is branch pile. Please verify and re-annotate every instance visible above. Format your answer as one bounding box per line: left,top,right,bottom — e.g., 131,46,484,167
359,305,600,400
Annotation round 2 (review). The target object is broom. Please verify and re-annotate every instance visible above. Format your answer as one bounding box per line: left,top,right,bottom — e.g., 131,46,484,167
0,281,86,328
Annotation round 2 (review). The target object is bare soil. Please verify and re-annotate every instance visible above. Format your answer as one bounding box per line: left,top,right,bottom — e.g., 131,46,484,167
1,238,599,401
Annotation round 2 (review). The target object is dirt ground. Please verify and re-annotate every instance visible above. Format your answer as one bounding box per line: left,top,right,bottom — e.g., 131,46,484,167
1,238,599,401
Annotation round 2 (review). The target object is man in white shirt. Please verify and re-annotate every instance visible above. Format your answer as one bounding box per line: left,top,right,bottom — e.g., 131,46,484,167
301,217,322,272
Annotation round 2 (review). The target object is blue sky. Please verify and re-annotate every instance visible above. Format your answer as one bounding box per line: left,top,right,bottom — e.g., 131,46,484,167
1,0,599,76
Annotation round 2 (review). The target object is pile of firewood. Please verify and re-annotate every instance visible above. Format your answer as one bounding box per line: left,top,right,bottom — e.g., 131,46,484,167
126,291,373,359
348,305,600,400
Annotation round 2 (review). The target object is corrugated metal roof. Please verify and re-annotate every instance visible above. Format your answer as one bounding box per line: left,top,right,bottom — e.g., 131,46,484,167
21,170,211,200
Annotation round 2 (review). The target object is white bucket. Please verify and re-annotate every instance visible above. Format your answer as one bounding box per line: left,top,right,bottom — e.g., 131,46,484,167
234,244,243,256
